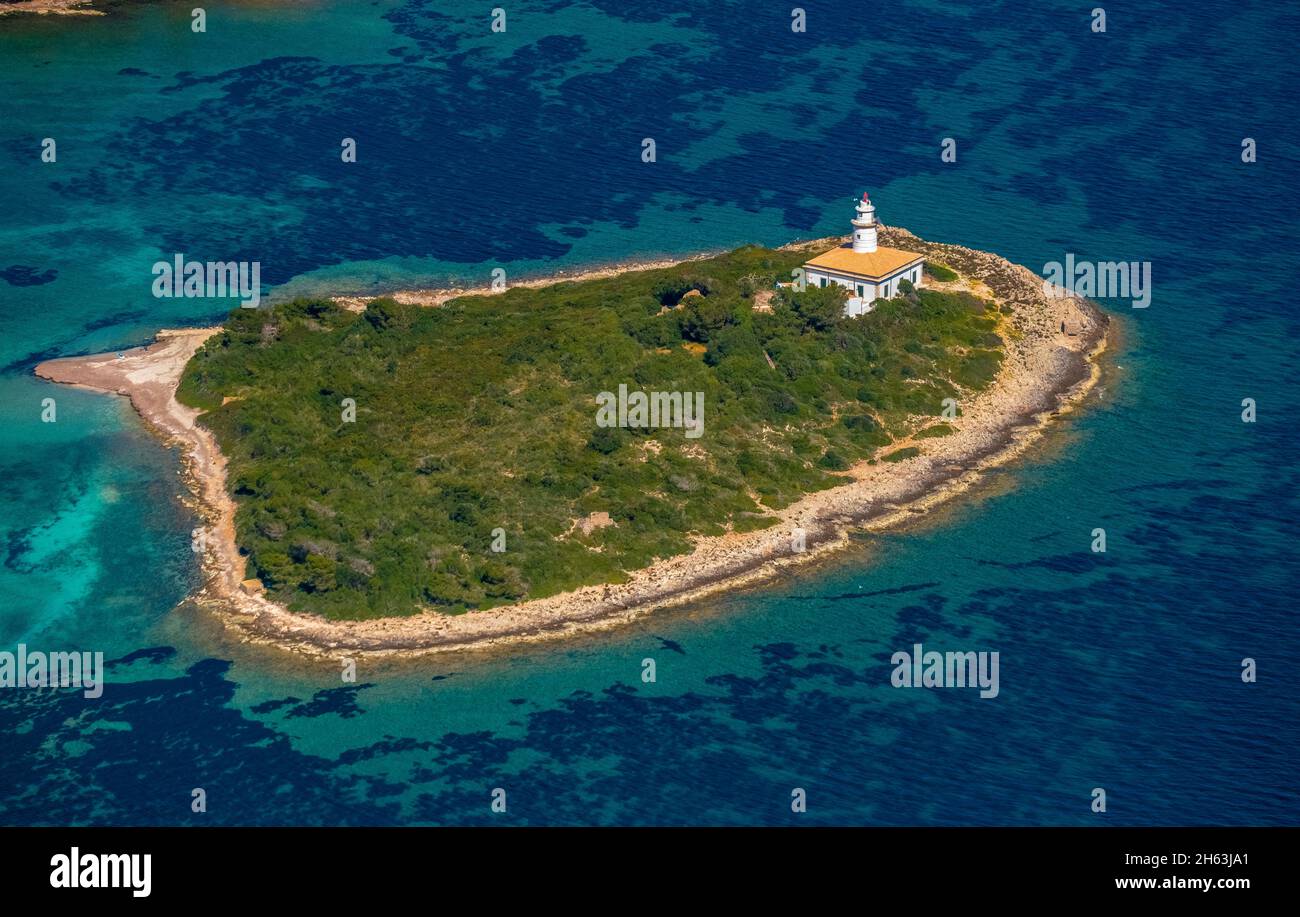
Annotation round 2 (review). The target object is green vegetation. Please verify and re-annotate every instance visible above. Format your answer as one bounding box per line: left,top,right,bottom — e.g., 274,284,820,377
914,423,957,439
883,446,922,463
925,261,958,282
178,245,1003,619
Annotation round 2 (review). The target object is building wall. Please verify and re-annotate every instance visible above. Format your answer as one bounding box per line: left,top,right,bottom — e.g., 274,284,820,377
804,268,876,299
803,262,925,316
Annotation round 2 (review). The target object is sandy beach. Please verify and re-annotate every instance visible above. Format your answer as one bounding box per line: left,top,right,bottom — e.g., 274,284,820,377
35,228,1109,660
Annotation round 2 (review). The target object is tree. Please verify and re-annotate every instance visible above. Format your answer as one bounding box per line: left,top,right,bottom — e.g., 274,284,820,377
300,554,337,593
788,284,845,332
681,295,737,343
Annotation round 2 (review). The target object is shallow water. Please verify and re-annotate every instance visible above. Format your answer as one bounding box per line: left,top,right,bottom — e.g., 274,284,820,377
0,0,1297,825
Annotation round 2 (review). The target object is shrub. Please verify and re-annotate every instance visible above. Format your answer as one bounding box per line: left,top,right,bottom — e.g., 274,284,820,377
925,262,958,282
587,426,625,455
842,413,880,433
883,446,921,463
818,450,849,470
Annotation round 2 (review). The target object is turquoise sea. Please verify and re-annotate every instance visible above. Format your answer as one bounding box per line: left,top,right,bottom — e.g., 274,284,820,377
1,0,1297,825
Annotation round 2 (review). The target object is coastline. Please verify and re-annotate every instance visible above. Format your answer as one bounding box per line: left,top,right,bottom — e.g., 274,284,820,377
35,229,1110,660
0,0,102,16
328,248,735,312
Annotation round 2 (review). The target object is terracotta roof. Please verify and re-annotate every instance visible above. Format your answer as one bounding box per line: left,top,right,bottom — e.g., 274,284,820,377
804,245,923,280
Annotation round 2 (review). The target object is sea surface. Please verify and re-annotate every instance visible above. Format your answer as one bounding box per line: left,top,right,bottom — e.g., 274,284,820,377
1,0,1297,825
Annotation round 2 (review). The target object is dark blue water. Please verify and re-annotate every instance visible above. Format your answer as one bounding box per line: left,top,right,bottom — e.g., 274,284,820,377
1,0,1297,825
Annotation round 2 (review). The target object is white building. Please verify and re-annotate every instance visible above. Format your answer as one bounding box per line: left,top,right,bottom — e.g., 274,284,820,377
802,193,925,316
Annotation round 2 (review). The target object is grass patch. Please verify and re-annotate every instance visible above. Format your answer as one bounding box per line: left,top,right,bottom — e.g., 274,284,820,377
925,262,958,283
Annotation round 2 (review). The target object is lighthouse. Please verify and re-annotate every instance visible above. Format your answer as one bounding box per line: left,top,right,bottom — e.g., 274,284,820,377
800,192,926,316
851,192,878,253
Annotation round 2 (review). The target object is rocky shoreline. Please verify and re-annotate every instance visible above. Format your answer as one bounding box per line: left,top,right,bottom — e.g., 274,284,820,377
0,0,102,17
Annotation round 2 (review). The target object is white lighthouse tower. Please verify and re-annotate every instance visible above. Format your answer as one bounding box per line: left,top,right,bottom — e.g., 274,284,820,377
851,192,878,252
801,192,926,315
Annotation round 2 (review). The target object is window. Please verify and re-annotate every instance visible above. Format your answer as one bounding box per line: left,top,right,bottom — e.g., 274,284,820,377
857,285,863,296
820,277,826,287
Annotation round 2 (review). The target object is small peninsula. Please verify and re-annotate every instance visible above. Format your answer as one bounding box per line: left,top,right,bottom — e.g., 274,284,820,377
36,221,1107,658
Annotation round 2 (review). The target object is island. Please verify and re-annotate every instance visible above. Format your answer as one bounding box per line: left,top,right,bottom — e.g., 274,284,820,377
35,218,1108,658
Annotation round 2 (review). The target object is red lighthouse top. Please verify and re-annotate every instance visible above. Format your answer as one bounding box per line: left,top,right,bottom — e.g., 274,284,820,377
862,192,870,201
